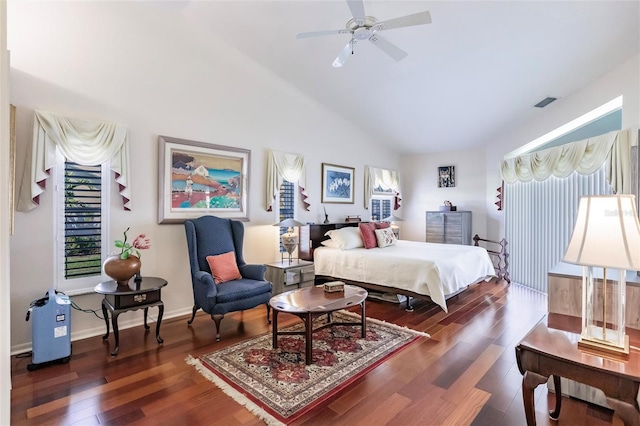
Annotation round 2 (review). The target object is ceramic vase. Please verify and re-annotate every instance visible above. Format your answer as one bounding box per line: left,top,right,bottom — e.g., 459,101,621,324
103,255,141,286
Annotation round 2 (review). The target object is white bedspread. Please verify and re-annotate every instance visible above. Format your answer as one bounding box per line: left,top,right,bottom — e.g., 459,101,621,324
313,240,496,312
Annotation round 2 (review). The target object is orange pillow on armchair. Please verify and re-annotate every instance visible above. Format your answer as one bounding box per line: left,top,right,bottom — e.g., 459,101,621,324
206,251,243,284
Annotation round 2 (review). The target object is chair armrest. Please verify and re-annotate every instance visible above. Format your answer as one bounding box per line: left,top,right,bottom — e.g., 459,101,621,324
239,264,266,281
193,270,218,298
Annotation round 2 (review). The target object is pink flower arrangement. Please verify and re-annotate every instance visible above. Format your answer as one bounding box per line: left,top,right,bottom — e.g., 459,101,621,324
114,227,150,259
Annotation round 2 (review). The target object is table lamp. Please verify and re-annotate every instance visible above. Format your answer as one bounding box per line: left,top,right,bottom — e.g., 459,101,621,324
273,218,305,264
563,194,640,357
383,214,403,238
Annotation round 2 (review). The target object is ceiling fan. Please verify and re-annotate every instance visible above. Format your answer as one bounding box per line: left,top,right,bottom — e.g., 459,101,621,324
296,0,432,67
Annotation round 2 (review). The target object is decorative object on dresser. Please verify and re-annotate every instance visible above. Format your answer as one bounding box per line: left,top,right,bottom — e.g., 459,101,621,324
345,215,361,222
184,216,273,341
264,259,315,296
473,234,509,284
562,194,640,357
438,165,455,188
321,163,354,204
273,218,305,264
426,210,472,245
439,200,456,211
323,205,329,223
158,136,250,223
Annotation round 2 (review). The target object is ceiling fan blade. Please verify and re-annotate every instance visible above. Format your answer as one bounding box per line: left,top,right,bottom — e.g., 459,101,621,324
371,11,432,32
296,29,350,39
332,40,355,68
368,34,407,62
346,0,366,26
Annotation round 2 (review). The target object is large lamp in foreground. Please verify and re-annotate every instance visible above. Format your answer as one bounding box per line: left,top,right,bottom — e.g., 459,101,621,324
563,195,640,357
273,218,305,264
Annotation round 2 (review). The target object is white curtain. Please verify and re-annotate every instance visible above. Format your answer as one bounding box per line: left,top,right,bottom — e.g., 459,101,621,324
364,166,402,210
265,150,309,211
17,110,131,211
501,129,632,194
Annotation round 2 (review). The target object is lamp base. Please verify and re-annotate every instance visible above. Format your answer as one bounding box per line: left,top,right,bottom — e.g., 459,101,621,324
578,334,629,359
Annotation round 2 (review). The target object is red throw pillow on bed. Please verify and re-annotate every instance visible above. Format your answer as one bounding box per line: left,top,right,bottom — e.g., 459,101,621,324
206,251,242,284
359,222,378,249
376,222,390,230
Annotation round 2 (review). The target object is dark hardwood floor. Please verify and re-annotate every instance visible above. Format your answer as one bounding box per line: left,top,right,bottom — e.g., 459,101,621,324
11,279,622,425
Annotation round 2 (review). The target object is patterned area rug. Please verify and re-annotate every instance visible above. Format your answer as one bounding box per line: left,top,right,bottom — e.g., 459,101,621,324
186,311,428,425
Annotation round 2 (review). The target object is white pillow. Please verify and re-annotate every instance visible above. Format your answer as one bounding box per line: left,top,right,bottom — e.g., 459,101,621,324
328,227,364,250
321,239,341,248
375,228,397,248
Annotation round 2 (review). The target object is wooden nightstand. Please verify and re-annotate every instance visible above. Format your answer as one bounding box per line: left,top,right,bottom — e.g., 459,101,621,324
265,260,315,296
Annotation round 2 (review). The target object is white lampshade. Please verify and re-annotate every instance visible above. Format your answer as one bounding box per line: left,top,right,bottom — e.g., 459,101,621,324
273,218,305,228
563,195,640,271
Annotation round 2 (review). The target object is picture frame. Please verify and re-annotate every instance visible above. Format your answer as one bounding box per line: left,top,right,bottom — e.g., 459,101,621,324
322,163,354,204
438,165,455,188
158,135,250,224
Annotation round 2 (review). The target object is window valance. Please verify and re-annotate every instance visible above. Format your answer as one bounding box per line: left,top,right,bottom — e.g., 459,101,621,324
265,150,309,211
500,128,632,194
364,166,402,210
17,110,131,211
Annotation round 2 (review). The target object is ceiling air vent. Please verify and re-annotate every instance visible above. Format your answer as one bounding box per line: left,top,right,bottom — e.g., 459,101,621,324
534,97,557,108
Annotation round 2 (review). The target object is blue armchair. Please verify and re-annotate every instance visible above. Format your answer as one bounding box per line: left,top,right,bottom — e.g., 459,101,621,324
185,215,272,341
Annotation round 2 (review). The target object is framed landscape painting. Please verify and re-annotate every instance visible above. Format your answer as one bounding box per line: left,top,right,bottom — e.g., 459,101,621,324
322,163,354,204
158,136,250,223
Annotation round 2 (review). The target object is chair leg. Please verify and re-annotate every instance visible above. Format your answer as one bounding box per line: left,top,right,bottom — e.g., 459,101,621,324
266,303,271,324
187,305,199,325
211,314,224,341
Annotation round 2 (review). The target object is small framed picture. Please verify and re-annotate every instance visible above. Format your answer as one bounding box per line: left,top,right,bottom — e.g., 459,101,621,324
438,166,455,188
322,163,354,203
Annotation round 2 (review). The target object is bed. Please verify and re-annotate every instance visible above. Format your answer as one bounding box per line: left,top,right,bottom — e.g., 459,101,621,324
298,222,499,312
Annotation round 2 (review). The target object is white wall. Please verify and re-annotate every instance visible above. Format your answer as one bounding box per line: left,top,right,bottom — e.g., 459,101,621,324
1,1,12,422
399,146,487,242
7,2,399,352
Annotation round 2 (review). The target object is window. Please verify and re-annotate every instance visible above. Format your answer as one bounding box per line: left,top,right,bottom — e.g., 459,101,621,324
55,152,109,295
504,100,621,292
370,196,392,221
278,180,295,252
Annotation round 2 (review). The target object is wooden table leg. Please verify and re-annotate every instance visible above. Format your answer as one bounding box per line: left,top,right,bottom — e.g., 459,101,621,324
550,375,561,420
110,311,121,356
360,301,366,338
305,312,313,365
155,303,164,345
272,309,279,349
101,299,110,340
522,370,549,425
606,397,640,426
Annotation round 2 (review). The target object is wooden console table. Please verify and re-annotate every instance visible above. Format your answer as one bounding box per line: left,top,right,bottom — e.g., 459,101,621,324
95,276,167,356
516,314,640,426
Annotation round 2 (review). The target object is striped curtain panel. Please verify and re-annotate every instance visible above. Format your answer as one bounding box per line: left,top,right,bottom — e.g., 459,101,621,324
504,167,612,292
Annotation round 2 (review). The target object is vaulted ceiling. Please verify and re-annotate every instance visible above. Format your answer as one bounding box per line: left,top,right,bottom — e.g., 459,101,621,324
165,1,639,154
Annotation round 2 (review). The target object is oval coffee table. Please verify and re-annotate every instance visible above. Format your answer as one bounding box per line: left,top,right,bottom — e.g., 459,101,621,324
269,284,368,365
